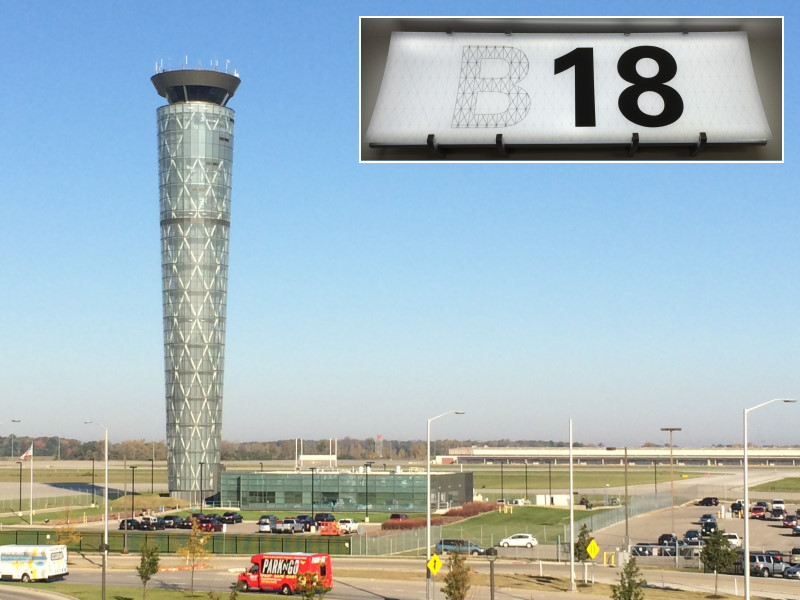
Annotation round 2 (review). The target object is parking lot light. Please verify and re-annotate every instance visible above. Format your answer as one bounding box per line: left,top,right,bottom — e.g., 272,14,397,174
743,398,795,600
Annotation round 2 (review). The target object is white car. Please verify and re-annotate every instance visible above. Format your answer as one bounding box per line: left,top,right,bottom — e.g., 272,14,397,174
498,533,538,548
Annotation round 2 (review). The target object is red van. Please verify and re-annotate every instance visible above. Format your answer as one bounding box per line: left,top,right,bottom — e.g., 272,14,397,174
237,553,332,595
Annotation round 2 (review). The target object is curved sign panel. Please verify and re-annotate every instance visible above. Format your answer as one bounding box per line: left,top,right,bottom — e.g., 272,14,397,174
365,32,771,145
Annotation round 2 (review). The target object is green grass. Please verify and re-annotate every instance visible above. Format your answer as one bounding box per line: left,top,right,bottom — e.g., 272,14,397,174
471,466,701,495
0,581,227,599
441,506,581,547
750,477,800,493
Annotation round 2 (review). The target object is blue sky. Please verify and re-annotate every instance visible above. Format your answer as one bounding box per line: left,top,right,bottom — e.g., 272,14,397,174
1,1,797,448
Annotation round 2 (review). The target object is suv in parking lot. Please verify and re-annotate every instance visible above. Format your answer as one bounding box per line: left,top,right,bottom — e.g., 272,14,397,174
436,538,486,556
747,553,787,577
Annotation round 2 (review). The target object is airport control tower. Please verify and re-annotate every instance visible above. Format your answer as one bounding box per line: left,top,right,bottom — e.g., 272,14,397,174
151,67,240,502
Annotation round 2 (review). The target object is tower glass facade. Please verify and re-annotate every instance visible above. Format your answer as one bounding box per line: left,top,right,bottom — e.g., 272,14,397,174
152,69,240,502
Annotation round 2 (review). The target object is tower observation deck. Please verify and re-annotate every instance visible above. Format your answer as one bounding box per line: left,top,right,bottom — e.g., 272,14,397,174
152,68,241,502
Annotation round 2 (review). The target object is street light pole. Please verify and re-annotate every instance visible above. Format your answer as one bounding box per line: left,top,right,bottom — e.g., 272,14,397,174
84,420,108,600
607,446,630,548
16,461,22,514
364,461,374,522
91,458,96,506
130,466,138,519
426,410,464,600
149,458,154,495
310,467,317,521
743,398,795,600
661,427,682,534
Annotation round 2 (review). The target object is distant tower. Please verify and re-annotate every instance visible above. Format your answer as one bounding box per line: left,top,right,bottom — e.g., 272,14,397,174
151,67,241,502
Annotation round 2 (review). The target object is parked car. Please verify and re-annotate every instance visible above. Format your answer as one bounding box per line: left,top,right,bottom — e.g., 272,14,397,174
748,553,787,577
658,533,677,545
295,515,315,531
793,525,800,537
177,517,197,529
699,514,717,525
314,513,336,525
436,538,486,556
772,499,786,511
731,501,744,514
790,547,800,563
784,515,799,528
278,518,304,534
684,530,702,544
771,508,787,520
722,533,741,548
631,543,658,556
338,518,359,534
697,497,719,506
498,533,538,548
783,564,800,579
257,515,278,533
139,517,166,531
118,518,140,530
750,506,767,519
389,513,409,521
701,521,718,536
221,512,243,524
198,517,224,532
162,515,184,528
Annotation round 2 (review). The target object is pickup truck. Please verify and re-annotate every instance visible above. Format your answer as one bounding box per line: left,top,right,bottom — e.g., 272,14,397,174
277,518,304,534
338,518,358,534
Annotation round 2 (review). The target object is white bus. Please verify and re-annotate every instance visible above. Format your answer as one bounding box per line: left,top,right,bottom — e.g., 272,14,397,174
0,544,69,582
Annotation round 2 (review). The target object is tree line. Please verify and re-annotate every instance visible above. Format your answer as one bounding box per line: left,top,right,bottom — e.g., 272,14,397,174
0,436,582,462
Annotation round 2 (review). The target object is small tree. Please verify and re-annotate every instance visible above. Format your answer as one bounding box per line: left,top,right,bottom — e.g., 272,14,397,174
136,540,160,600
55,523,82,564
177,518,210,597
611,556,646,600
700,528,738,597
441,551,471,600
575,523,592,563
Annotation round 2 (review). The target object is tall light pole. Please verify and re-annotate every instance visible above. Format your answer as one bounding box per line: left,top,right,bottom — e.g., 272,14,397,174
743,398,795,600
149,458,154,495
84,421,108,600
130,466,138,519
309,467,317,521
426,410,464,600
364,461,374,522
16,461,22,514
660,427,681,534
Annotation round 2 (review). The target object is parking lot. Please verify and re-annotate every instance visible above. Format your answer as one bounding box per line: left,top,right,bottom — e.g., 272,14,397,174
593,501,800,558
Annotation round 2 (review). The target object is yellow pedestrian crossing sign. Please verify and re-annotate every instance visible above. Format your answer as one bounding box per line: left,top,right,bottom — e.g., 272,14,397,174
587,539,600,560
427,554,443,576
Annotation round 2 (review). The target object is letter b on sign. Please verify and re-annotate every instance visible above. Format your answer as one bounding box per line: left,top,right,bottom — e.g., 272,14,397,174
452,46,531,128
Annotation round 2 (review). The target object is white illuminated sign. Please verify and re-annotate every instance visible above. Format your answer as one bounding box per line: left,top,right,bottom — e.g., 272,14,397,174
365,32,771,145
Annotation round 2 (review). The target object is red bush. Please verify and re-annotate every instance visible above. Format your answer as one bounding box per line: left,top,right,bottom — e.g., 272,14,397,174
444,501,496,518
381,517,444,531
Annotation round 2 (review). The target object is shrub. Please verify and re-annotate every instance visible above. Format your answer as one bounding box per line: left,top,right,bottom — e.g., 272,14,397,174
381,517,442,531
444,502,496,518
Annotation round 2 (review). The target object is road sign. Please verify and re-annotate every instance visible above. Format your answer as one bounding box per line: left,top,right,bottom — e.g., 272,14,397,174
427,554,443,576
587,538,600,560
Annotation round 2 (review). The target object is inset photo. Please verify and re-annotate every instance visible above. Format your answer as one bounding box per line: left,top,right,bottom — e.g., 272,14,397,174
360,17,782,162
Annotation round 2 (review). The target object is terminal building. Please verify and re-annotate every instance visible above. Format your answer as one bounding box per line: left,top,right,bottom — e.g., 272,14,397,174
219,469,473,512
445,446,800,467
